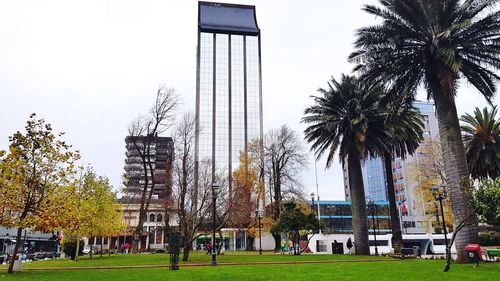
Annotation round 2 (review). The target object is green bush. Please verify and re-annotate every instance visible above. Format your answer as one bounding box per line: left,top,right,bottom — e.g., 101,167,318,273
62,239,84,260
478,233,500,246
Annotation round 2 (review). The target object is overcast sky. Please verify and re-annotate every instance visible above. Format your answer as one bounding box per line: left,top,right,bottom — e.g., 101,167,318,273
0,0,493,200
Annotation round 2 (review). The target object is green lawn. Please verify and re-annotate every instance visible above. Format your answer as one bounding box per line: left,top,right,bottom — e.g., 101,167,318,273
0,252,499,280
0,251,387,269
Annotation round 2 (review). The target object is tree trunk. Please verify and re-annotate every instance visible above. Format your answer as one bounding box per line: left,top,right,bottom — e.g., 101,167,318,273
347,153,370,255
100,241,103,258
246,236,255,251
272,232,281,252
433,90,478,263
217,231,224,255
89,239,93,259
294,233,300,255
74,233,80,262
182,241,191,262
384,152,403,253
132,228,141,253
7,227,23,273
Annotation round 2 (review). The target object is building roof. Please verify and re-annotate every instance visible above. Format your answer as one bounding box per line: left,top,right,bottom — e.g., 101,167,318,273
199,2,260,35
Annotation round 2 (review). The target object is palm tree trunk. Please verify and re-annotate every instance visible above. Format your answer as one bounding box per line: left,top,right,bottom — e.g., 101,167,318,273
433,91,478,263
384,152,403,253
347,153,370,255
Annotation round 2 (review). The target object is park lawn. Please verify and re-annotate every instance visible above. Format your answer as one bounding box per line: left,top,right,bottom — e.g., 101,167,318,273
0,251,388,269
0,260,499,281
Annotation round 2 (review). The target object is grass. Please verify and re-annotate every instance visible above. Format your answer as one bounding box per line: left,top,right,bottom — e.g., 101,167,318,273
0,251,386,269
0,252,499,280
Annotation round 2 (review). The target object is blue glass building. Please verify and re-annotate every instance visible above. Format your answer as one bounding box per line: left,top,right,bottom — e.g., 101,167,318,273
362,156,388,201
309,200,391,234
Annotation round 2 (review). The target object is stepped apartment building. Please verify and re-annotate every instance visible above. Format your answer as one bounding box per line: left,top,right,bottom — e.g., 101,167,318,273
116,136,174,251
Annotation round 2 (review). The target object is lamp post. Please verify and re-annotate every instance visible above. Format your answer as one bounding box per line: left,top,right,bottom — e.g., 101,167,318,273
432,184,448,257
211,182,220,266
257,208,263,255
310,192,315,213
367,199,379,256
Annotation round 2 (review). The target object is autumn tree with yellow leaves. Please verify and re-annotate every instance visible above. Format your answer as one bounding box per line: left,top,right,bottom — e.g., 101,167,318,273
228,144,268,251
0,114,80,273
407,138,452,233
64,168,125,260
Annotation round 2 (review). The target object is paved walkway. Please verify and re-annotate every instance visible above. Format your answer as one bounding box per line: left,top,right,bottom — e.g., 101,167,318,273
24,259,400,271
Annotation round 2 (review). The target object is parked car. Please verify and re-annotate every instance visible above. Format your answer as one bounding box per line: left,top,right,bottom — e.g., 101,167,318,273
82,246,91,255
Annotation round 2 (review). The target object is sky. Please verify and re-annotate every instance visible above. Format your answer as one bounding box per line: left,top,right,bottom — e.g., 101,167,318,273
0,0,493,200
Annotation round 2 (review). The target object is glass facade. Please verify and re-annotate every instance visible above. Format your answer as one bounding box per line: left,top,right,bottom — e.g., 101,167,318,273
196,3,262,185
362,156,388,201
414,101,434,113
198,33,214,162
311,201,391,234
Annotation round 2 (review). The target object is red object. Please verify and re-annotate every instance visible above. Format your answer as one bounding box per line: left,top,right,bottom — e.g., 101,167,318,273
465,244,482,261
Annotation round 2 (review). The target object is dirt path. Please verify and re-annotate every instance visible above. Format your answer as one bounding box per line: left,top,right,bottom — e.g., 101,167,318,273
24,259,400,271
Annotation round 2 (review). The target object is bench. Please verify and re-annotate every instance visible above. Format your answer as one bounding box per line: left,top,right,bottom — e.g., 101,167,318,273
386,248,416,259
486,249,500,261
400,248,415,259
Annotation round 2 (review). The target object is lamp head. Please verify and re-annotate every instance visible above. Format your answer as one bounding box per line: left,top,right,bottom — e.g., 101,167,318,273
257,207,263,218
211,182,220,197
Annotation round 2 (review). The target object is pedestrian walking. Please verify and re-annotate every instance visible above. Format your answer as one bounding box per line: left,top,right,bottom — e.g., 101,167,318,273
205,241,212,255
346,238,353,254
288,240,294,254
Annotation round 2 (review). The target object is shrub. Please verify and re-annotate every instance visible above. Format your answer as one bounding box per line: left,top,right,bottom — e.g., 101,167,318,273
478,233,500,246
62,239,84,260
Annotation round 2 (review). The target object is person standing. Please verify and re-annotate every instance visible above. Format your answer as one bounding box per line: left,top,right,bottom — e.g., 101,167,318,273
333,240,339,254
280,239,286,255
346,238,353,254
124,242,130,254
205,241,212,255
288,240,294,255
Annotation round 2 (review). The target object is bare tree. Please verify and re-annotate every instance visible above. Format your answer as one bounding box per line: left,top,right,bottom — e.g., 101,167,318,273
264,125,309,251
170,113,206,261
127,86,178,252
170,113,235,260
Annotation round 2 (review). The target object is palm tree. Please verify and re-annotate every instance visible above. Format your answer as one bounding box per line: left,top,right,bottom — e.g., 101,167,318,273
461,106,500,180
382,102,424,253
302,75,391,255
349,0,500,262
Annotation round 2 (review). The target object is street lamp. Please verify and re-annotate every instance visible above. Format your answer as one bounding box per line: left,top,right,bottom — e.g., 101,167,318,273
367,199,379,256
310,192,315,213
211,182,220,266
431,184,449,258
256,208,263,255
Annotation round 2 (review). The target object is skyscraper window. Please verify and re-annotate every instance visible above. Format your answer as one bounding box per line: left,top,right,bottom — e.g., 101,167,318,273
195,2,263,188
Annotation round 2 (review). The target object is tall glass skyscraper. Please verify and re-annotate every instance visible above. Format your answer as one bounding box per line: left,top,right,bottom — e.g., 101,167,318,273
361,156,388,201
195,2,263,187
